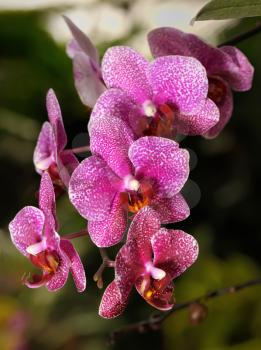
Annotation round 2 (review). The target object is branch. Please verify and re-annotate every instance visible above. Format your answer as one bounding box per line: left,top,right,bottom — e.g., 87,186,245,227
218,22,261,46
109,277,261,344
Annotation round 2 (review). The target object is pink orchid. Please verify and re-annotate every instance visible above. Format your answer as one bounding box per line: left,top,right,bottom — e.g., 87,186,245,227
33,89,79,193
148,27,254,138
64,16,106,108
69,133,190,248
9,172,86,292
99,207,199,318
89,45,219,139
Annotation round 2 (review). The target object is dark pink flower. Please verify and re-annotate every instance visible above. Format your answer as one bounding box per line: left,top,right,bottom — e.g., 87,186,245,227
89,46,219,139
9,172,86,292
69,134,190,247
148,27,254,138
99,207,199,318
64,16,106,108
33,89,79,193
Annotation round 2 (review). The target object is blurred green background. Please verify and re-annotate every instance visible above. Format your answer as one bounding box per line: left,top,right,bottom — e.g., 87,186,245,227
0,1,260,349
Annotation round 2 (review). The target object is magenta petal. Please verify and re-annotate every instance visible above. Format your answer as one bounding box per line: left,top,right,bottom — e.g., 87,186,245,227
102,46,152,104
219,46,254,91
99,281,128,319
60,239,86,292
152,193,190,224
33,122,56,173
88,192,127,247
129,137,189,198
90,115,134,178
204,80,233,138
46,250,70,292
152,229,199,279
149,55,208,115
9,206,45,257
177,98,220,136
73,52,106,108
46,89,67,152
58,151,79,188
69,156,119,221
64,16,99,64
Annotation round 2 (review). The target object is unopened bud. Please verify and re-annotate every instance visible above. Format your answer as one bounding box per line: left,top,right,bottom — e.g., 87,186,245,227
188,302,208,325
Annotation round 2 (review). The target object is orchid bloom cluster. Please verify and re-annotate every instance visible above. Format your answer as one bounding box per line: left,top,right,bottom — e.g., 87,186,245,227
9,19,254,319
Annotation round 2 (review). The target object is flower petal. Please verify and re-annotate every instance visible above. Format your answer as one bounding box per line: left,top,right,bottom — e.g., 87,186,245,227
58,151,79,188
149,55,208,115
46,250,70,292
73,52,106,108
33,122,56,173
69,156,119,221
102,46,152,104
64,16,99,64
219,46,254,91
204,80,233,138
177,98,220,136
46,89,67,152
152,229,199,279
60,239,86,292
87,193,127,247
99,281,128,319
129,137,189,198
152,193,190,224
90,115,134,178
9,206,45,257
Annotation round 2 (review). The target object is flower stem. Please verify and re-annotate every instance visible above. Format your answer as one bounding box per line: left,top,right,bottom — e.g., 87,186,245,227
64,145,90,155
93,248,115,289
63,229,88,240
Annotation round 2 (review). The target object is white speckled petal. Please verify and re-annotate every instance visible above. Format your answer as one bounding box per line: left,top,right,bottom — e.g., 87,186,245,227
149,55,208,115
99,281,128,319
69,156,120,221
58,150,79,188
152,229,199,279
46,250,70,292
102,46,152,104
129,137,190,198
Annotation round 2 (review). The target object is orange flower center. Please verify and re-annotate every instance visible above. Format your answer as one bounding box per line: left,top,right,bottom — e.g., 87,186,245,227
208,76,227,104
120,181,153,214
30,250,60,274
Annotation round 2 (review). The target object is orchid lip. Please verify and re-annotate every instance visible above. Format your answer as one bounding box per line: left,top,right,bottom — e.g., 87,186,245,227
145,261,166,280
26,239,47,255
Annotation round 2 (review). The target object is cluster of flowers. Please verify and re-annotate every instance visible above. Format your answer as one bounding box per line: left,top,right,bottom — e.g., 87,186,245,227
9,18,254,319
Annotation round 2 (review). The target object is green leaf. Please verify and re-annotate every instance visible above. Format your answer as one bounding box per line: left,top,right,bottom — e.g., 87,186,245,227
194,0,261,21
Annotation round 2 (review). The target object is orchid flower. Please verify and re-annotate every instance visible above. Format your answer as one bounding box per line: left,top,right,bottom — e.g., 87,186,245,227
148,27,254,138
9,172,86,292
99,207,199,318
69,133,190,248
33,89,79,193
64,16,106,108
88,45,219,139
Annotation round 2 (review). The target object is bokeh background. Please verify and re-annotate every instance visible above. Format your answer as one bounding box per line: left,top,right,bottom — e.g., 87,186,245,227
0,1,261,349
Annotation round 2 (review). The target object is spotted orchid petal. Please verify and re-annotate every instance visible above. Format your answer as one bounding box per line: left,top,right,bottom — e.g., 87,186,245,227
129,137,189,198
45,249,70,292
39,172,57,230
152,229,199,280
33,122,56,173
69,156,120,221
149,55,208,115
9,206,45,257
88,193,127,247
60,239,86,292
102,46,152,104
58,150,79,188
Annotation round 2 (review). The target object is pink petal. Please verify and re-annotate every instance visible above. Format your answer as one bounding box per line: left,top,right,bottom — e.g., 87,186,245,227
39,172,56,227
58,151,79,188
9,206,45,257
33,122,56,173
90,115,134,178
151,193,190,224
46,250,70,291
152,229,199,279
219,46,254,91
64,16,99,64
73,52,106,108
177,98,220,136
102,46,152,104
60,239,86,292
204,80,233,138
149,55,208,115
69,156,120,221
99,281,128,319
129,137,189,198
46,89,67,152
87,192,127,247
